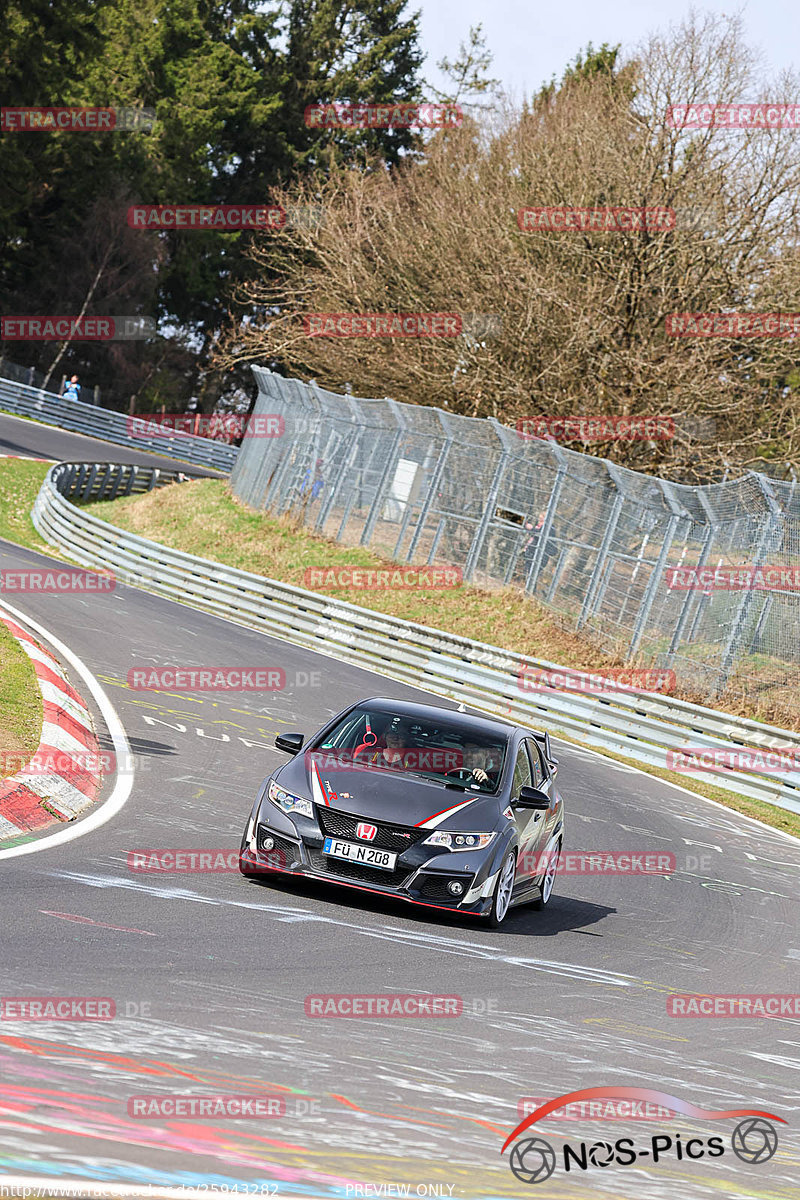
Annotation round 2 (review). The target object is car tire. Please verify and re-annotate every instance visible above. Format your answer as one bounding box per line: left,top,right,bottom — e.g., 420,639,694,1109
239,850,262,879
488,851,517,928
532,838,561,910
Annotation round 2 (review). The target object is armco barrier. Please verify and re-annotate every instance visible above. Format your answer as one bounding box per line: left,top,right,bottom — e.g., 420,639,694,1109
32,462,800,817
0,375,238,472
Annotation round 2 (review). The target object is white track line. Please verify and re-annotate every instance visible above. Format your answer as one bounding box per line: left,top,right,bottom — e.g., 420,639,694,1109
0,598,133,859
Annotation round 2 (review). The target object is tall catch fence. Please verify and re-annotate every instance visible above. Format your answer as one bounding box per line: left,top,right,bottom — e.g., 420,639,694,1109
232,367,800,709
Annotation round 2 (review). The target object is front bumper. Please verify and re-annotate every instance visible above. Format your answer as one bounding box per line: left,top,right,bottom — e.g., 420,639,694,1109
240,817,500,917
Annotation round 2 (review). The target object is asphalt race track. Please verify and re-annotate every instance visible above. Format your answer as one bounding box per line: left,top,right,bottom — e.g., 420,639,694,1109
0,411,227,476
1,422,798,1199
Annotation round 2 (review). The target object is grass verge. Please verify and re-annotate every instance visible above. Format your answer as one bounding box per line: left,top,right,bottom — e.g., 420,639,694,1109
89,478,631,667
82,477,800,840
0,620,42,782
0,458,54,553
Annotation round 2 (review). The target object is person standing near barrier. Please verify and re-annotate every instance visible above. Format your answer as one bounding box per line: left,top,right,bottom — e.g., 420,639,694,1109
62,375,81,402
522,511,557,579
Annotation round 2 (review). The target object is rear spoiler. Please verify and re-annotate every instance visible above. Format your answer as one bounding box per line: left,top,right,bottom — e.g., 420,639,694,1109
531,730,558,768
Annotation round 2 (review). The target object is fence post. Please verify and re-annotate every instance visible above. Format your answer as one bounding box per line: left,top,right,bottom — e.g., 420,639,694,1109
577,488,624,629
406,411,454,562
664,520,717,665
713,474,783,695
751,593,774,651
333,397,367,541
627,480,687,658
525,443,568,595
278,380,324,515
589,557,616,620
265,379,317,512
316,418,361,533
360,399,406,546
545,547,569,603
243,369,291,508
463,419,511,582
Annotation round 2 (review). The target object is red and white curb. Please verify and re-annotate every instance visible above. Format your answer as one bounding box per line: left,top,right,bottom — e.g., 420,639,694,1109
0,612,103,840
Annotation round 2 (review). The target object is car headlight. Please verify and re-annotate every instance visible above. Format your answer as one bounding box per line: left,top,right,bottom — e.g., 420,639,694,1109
268,778,313,819
422,831,496,851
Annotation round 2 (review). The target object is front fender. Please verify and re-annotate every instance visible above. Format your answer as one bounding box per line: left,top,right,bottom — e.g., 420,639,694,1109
487,825,518,879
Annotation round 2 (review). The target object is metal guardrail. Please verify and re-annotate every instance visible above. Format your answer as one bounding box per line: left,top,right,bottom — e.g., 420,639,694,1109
0,376,238,472
32,462,800,817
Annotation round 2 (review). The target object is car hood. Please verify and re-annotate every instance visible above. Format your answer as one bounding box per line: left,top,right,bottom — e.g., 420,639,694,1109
275,753,498,831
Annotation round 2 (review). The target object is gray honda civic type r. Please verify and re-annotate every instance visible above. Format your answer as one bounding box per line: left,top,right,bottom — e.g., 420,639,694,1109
240,697,565,926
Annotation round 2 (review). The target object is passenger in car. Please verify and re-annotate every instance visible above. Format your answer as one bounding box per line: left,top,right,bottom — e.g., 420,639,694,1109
366,721,414,770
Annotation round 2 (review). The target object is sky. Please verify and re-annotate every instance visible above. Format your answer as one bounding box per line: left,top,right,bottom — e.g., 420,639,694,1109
418,0,799,102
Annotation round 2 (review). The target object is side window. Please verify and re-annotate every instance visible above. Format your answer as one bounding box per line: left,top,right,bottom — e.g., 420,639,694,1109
526,740,545,788
511,743,533,798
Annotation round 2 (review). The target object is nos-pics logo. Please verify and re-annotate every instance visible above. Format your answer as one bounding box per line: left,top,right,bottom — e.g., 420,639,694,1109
501,1087,785,1184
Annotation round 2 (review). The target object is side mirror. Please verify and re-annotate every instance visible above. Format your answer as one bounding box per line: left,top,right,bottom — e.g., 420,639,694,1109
515,784,550,810
548,760,559,778
275,732,304,755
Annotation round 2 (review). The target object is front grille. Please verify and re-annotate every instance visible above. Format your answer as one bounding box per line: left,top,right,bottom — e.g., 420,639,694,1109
317,806,426,852
416,874,474,902
256,828,300,866
307,847,412,888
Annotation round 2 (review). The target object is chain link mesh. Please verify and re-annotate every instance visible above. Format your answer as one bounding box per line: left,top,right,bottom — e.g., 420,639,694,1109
231,368,800,710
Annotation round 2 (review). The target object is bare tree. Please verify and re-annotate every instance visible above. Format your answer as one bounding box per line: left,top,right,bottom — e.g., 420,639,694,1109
217,14,800,481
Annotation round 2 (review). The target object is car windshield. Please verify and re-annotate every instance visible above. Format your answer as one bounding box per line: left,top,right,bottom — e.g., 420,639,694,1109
312,706,507,793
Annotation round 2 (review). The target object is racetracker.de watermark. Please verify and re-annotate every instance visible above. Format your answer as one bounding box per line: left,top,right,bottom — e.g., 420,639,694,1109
303,566,462,590
0,569,115,593
520,850,676,874
666,104,800,129
304,102,462,129
516,415,675,442
517,666,675,694
665,565,800,591
462,313,503,339
1,997,115,1020
667,994,800,1017
303,313,462,337
666,312,800,337
517,206,675,232
1,316,154,340
127,667,286,690
127,414,284,439
127,1094,296,1118
306,747,466,772
128,850,247,872
305,994,462,1017
127,204,286,230
1,106,155,132
0,750,115,777
518,1097,679,1120
667,748,799,773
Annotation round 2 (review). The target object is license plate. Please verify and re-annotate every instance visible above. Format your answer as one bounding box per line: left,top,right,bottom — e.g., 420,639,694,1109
323,837,397,871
